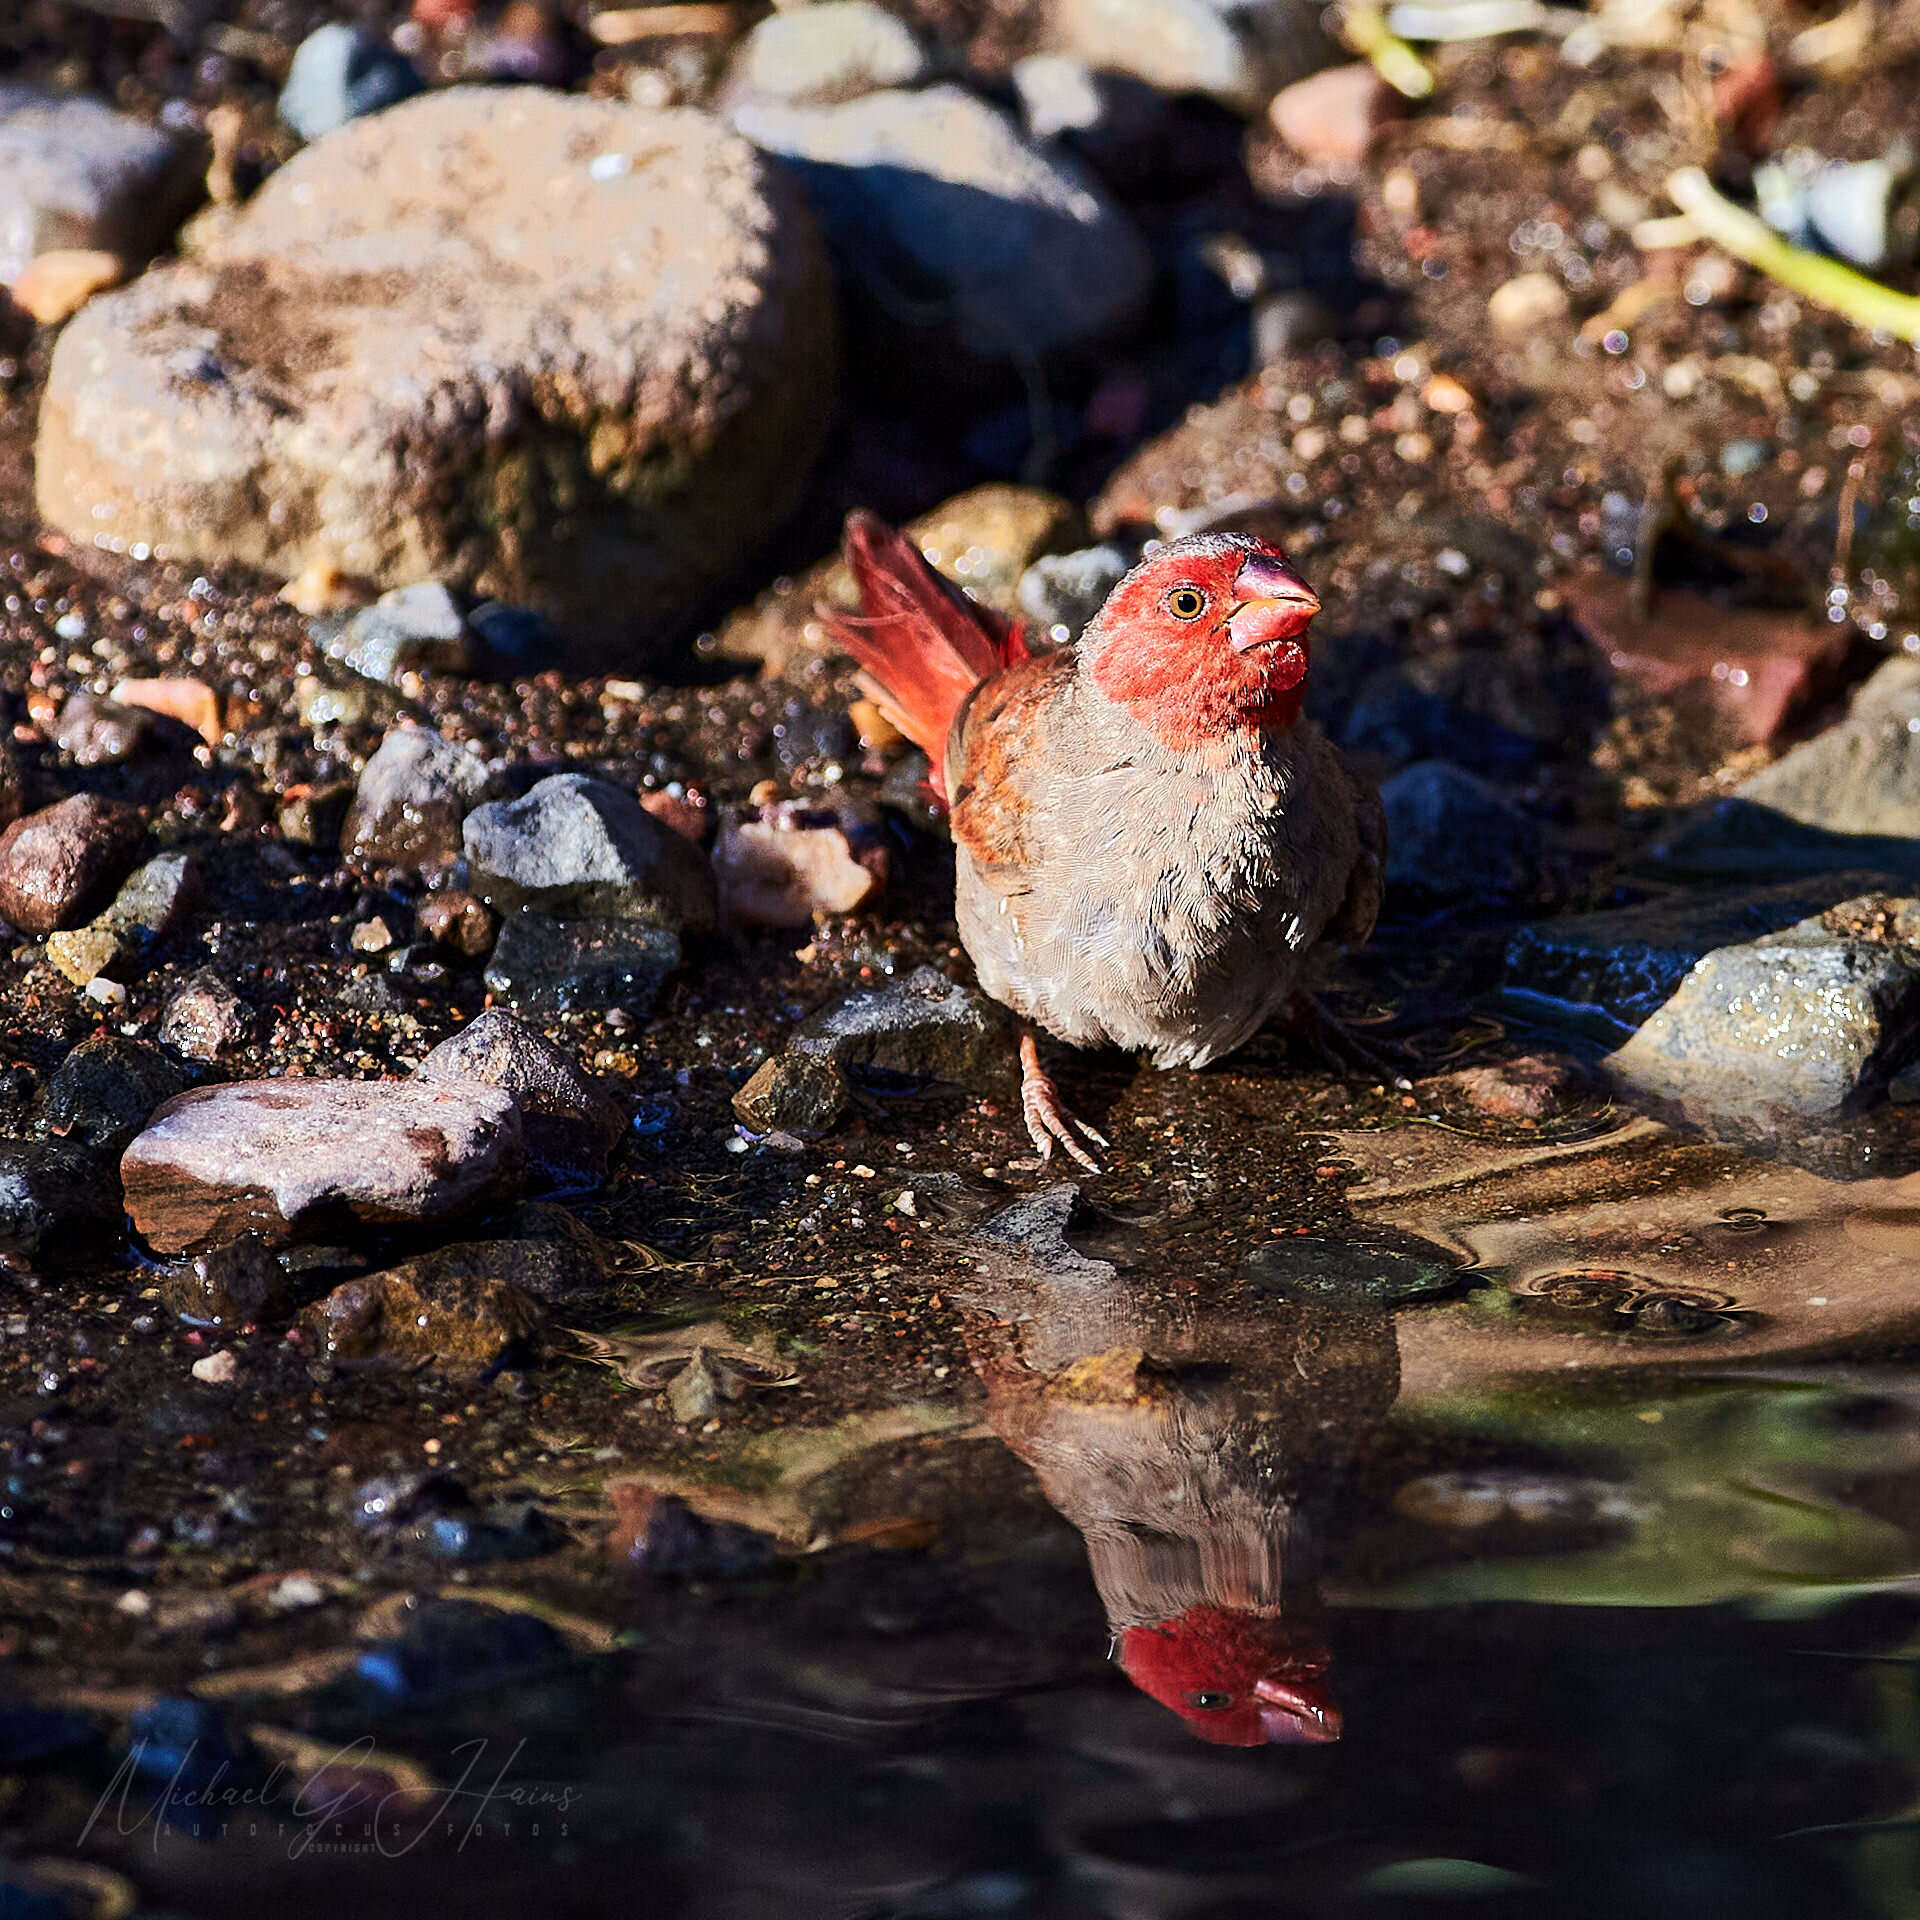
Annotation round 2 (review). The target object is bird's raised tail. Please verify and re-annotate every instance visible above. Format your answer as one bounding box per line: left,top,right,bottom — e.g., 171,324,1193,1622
819,509,1030,801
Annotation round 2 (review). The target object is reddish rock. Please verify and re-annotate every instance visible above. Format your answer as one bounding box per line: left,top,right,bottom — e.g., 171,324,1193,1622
1561,574,1847,748
159,969,253,1061
417,888,497,957
1268,63,1398,168
121,1078,524,1254
713,807,888,927
0,793,144,933
1420,1051,1599,1125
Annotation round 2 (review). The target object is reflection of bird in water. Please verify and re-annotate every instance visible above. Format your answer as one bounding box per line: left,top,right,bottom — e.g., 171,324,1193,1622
961,1191,1402,1747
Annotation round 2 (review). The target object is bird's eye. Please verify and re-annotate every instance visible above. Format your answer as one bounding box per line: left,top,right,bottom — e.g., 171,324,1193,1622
1184,1690,1234,1711
1165,585,1209,621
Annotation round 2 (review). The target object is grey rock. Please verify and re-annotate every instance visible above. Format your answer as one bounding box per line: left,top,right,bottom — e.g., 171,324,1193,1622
1045,0,1328,113
0,85,197,286
35,90,837,663
120,1078,525,1254
721,2,930,109
158,1233,286,1328
44,1034,189,1155
1381,761,1539,899
483,914,682,1018
414,1009,625,1190
732,85,1151,365
342,726,495,873
1606,891,1920,1122
51,690,150,766
318,580,471,687
732,1051,853,1137
159,968,252,1062
793,964,1015,1088
1656,658,1920,878
278,24,423,144
462,772,717,930
45,849,200,986
0,1137,120,1269
1016,541,1132,644
969,1183,1115,1283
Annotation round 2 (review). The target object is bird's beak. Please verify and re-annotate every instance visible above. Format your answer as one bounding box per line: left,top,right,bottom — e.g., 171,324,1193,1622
1253,1674,1344,1744
1226,552,1320,655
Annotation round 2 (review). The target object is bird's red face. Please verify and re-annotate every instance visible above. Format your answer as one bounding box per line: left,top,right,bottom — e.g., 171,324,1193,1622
1118,1607,1342,1748
1085,536,1320,750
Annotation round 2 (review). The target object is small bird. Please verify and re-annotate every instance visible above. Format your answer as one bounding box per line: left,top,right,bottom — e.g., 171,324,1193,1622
824,511,1385,1168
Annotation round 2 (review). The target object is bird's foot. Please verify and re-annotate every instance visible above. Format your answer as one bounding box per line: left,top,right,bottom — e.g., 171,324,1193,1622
1290,993,1407,1077
1018,1031,1108,1173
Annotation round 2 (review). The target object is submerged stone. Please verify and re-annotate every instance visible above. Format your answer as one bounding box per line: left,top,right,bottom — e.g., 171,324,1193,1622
483,914,681,1018
302,1256,543,1366
733,1051,853,1137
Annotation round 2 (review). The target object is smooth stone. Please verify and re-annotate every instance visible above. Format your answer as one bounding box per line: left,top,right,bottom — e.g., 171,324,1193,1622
43,1034,189,1155
0,794,144,934
35,90,836,661
0,1138,121,1269
301,1258,543,1366
792,964,1015,1088
1380,761,1540,900
719,1,931,108
1268,61,1397,166
317,580,471,686
482,914,681,1017
278,24,424,143
120,1078,524,1254
732,1051,853,1137
462,772,716,930
158,1233,286,1328
341,726,495,873
413,1009,625,1189
0,85,197,286
732,85,1151,367
158,968,253,1061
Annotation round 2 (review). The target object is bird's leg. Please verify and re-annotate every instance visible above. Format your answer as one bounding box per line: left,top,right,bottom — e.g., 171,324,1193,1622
1288,992,1407,1076
1018,1029,1108,1173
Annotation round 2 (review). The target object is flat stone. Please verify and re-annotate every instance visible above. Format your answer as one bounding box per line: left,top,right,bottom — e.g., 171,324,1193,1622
1381,761,1540,900
341,726,495,874
732,1052,853,1137
0,86,197,286
0,1138,121,1270
35,90,836,663
719,1,931,108
1606,892,1920,1122
414,1009,625,1190
482,914,682,1018
302,1259,542,1367
0,794,144,934
44,1034,189,1155
158,969,252,1061
793,964,1015,1088
120,1078,524,1254
278,23,424,143
713,810,887,927
733,86,1150,368
462,773,716,930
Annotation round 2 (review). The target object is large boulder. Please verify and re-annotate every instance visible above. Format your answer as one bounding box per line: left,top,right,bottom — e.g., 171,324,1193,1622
35,90,838,662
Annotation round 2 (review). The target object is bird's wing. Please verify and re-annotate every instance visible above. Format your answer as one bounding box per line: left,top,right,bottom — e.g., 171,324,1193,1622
946,649,1079,898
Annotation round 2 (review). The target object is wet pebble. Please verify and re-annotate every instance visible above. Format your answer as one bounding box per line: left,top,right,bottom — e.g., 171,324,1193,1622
46,849,201,986
417,888,497,957
483,913,682,1018
353,1599,564,1702
1420,1051,1598,1124
610,1485,776,1577
121,1078,524,1253
44,1034,188,1155
159,1233,286,1328
341,726,496,874
302,1254,543,1366
0,1137,122,1269
733,1050,854,1137
158,968,253,1061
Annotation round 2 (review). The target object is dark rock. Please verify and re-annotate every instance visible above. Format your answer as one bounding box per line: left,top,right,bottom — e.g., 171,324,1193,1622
279,24,424,144
121,1078,524,1254
0,738,24,830
277,780,355,851
0,85,199,285
1380,761,1540,900
50,690,150,766
793,965,1015,1089
463,772,717,930
126,1695,250,1793
302,1255,543,1366
1341,651,1569,776
483,913,681,1018
414,1009,624,1189
1011,56,1172,191
0,794,144,934
158,1233,286,1328
1241,1232,1461,1307
417,888,498,958
610,1485,777,1576
969,1183,1114,1283
733,1051,853,1136
0,1138,120,1268
159,969,252,1061
317,580,471,686
44,1034,189,1155
341,726,495,874
353,1600,565,1702
355,1470,559,1563
393,1214,610,1306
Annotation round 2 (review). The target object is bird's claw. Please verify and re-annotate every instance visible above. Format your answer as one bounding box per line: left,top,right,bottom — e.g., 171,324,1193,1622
1017,1030,1106,1172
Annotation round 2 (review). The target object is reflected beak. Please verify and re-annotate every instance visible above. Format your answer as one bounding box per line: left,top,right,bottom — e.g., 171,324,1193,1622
1227,551,1320,656
1253,1674,1343,1744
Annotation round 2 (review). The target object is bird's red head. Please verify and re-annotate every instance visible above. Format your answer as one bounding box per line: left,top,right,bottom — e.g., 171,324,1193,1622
1083,534,1320,750
1117,1606,1342,1748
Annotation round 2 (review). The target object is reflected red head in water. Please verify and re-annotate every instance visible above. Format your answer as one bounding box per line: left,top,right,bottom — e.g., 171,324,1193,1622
1117,1606,1342,1747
